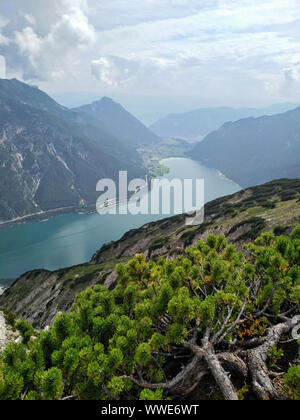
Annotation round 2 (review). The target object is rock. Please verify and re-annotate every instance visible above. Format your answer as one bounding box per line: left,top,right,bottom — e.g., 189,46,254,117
0,311,20,352
0,312,6,352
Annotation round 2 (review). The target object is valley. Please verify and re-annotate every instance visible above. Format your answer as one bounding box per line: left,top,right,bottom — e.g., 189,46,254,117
1,0,300,402
0,157,241,282
1,178,299,328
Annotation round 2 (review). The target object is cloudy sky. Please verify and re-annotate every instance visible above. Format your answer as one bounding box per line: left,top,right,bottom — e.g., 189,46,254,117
0,0,299,123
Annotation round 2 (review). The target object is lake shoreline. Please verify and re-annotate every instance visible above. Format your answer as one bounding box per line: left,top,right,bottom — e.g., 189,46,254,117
0,157,242,280
0,157,182,229
0,204,97,230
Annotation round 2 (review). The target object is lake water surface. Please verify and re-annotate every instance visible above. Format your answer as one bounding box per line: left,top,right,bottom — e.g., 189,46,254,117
0,158,241,282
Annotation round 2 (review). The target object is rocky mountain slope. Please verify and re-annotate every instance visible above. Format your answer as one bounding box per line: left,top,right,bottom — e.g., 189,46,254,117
0,310,20,352
189,107,300,188
150,103,299,138
73,97,160,147
0,79,145,222
1,178,299,328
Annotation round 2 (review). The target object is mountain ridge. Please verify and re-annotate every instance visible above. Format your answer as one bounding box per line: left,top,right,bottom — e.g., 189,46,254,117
189,106,300,188
150,103,300,138
73,97,160,147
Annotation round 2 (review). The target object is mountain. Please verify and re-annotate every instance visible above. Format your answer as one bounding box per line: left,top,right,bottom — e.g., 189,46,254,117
0,78,74,121
150,103,299,139
189,107,300,188
1,178,299,328
73,97,160,147
0,78,145,222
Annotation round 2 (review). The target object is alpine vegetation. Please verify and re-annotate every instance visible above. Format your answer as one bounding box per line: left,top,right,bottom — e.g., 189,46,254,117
1,229,299,400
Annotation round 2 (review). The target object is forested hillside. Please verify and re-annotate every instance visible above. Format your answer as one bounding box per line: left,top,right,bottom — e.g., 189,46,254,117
190,107,300,188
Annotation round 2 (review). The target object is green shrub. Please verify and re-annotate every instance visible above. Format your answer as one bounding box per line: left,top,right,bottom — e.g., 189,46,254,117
0,228,299,400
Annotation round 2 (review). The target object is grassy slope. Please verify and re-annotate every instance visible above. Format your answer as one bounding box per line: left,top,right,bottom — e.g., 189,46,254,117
1,179,299,328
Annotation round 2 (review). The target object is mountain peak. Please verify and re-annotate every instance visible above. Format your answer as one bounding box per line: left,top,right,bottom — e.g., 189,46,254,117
73,98,160,146
91,96,121,109
0,77,41,92
0,78,144,222
0,77,70,118
100,96,115,103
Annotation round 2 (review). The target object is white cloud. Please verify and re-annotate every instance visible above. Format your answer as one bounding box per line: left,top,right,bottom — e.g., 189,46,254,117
0,16,9,46
1,0,95,81
281,62,300,97
15,27,41,56
50,5,95,46
24,14,36,26
0,55,6,78
91,57,130,88
0,0,299,113
0,34,9,46
91,54,202,93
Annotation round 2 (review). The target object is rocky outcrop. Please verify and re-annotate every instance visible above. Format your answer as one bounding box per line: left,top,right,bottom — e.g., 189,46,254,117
0,311,20,352
0,312,6,351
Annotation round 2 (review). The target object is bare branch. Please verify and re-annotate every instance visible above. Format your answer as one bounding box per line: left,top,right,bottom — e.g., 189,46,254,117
203,345,239,400
254,283,277,319
235,336,267,348
218,352,248,380
248,317,297,400
120,356,200,390
217,299,247,344
60,394,78,401
152,355,167,382
212,304,236,344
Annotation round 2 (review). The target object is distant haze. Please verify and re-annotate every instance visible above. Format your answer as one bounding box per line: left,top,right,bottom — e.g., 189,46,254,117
0,1,299,124
150,103,300,137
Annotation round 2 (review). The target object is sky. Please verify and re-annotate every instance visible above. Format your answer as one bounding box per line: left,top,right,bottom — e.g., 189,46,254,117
0,0,299,124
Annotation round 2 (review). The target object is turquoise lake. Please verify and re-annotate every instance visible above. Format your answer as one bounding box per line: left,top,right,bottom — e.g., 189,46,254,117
0,158,241,283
